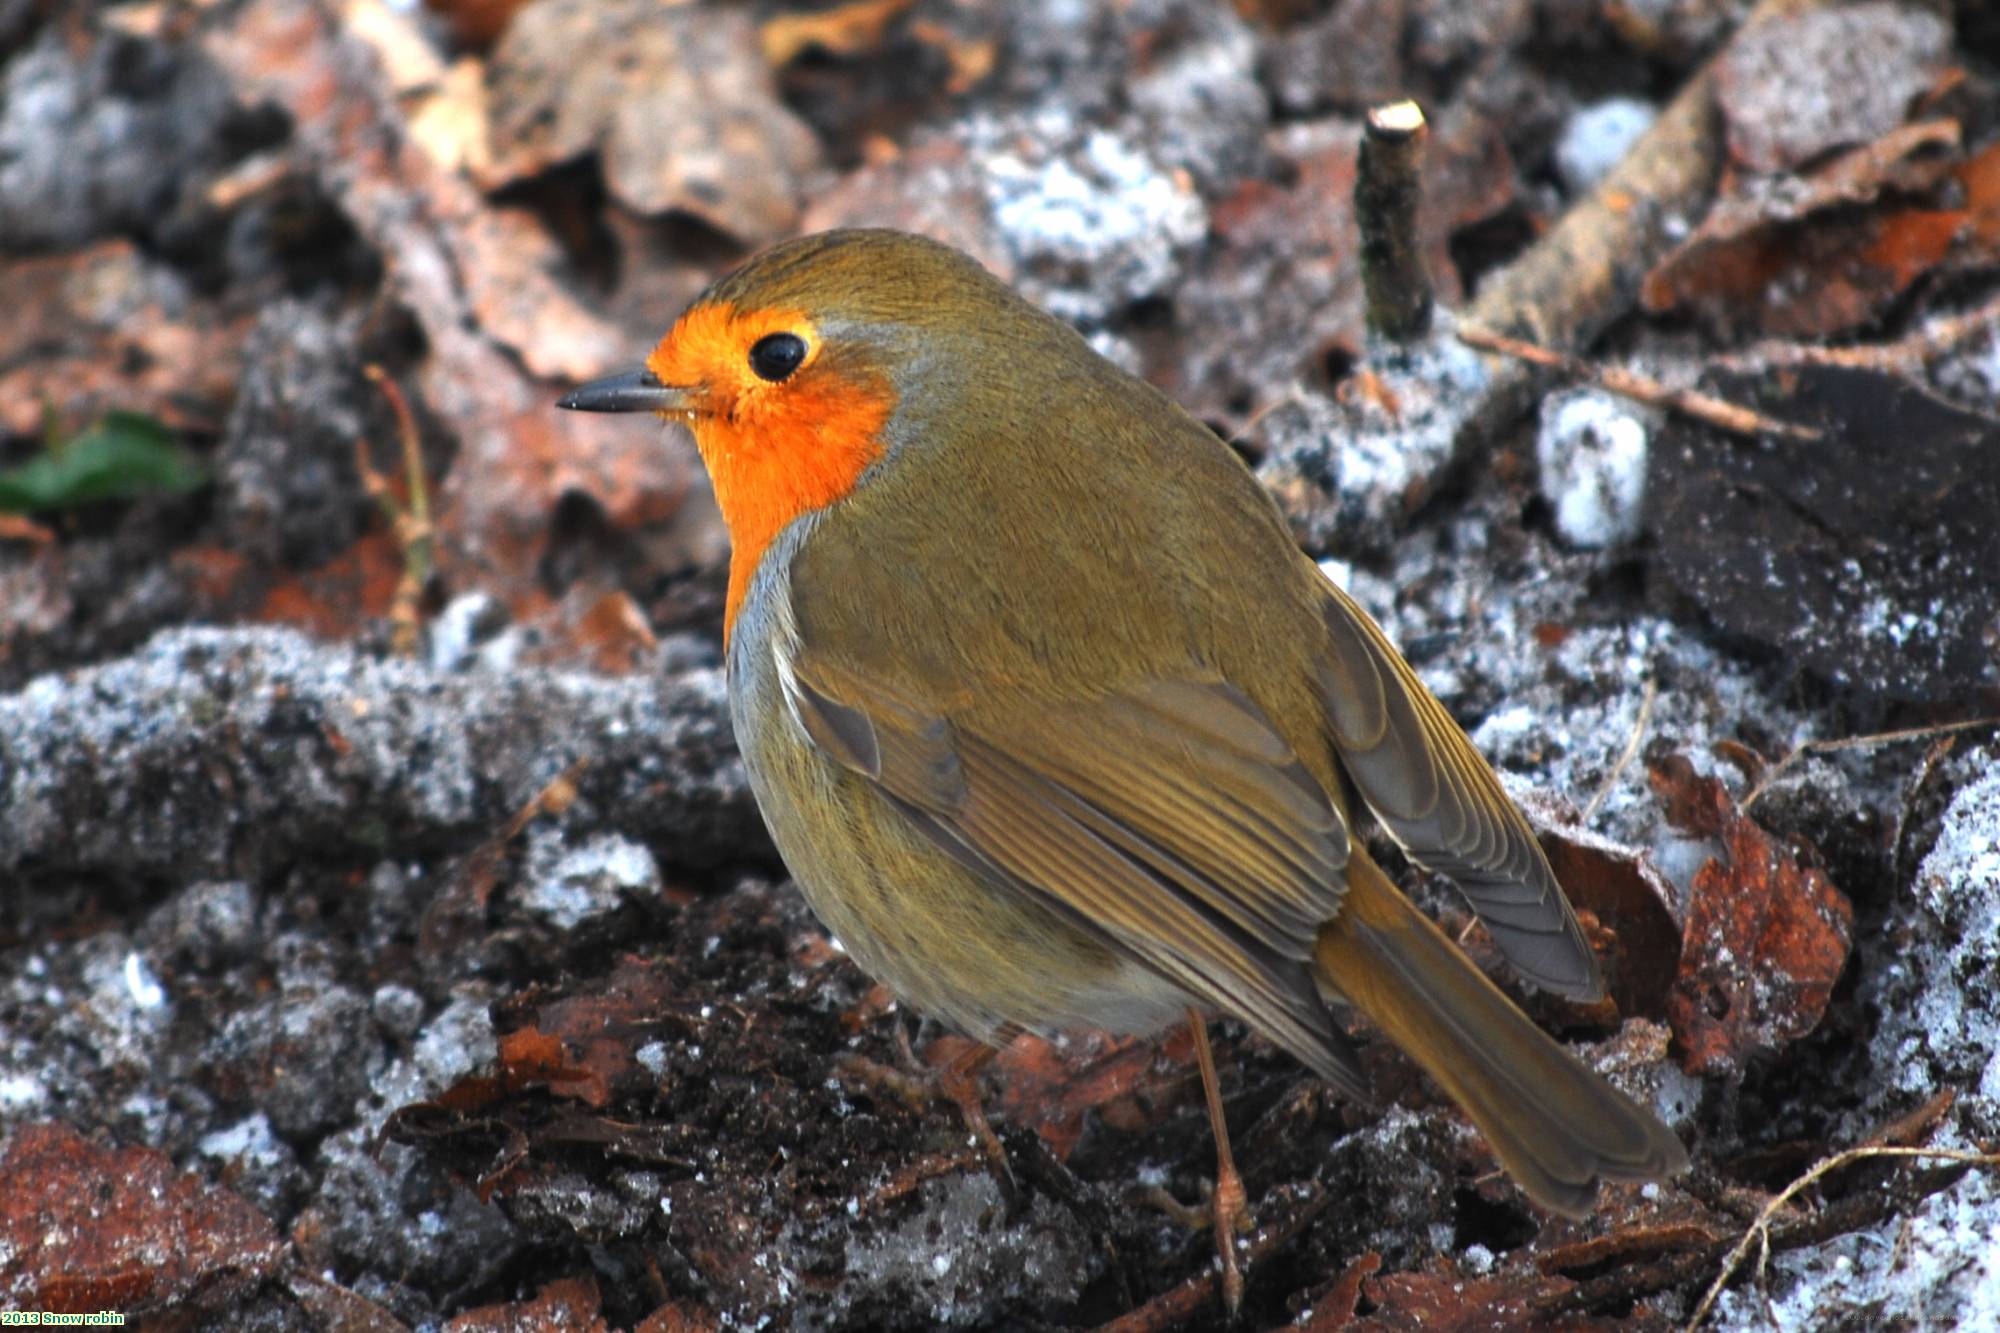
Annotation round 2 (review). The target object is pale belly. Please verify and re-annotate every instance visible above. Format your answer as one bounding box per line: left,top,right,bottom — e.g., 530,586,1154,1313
726,603,1192,1047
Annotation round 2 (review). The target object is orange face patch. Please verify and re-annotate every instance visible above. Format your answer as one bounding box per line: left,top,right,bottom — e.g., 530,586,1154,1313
647,302,896,642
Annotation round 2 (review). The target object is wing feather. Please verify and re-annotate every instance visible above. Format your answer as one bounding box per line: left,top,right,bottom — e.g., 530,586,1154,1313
782,654,1367,1093
1318,584,1603,1000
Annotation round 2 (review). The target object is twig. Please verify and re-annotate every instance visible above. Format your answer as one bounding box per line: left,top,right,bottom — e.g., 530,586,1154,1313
857,1147,990,1213
1719,288,2000,376
1684,1145,2000,1331
1356,100,1433,343
1457,324,1822,441
1741,716,2000,812
1463,0,1831,353
357,365,436,657
1585,678,1657,823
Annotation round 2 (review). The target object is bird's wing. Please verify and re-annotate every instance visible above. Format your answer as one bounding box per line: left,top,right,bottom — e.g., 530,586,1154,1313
1315,579,1603,1001
779,647,1368,1093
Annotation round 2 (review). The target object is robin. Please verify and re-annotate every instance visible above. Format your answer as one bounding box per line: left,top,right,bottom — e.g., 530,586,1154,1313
561,228,1687,1310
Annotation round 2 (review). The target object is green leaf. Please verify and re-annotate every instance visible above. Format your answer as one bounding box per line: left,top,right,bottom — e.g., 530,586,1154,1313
0,412,207,512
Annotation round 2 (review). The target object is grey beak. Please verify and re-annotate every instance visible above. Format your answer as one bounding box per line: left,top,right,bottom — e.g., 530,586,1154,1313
557,369,693,413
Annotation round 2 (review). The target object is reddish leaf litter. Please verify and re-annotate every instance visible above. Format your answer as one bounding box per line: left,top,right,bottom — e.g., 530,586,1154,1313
0,1122,287,1317
1651,756,1854,1075
5,0,2000,1328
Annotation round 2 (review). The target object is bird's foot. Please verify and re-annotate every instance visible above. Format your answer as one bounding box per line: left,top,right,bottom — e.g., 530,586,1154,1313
836,1030,1008,1184
1210,1160,1251,1316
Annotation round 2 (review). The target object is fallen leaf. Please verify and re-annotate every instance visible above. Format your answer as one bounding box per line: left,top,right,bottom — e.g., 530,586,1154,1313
1295,1249,1384,1329
445,1275,608,1332
0,1122,286,1314
1517,790,1684,1020
0,241,248,438
486,0,821,243
1359,1268,1595,1331
1641,119,1973,337
1649,756,1855,1074
930,1027,1198,1161
760,0,919,65
635,1298,721,1333
205,0,688,609
422,0,534,50
514,586,658,674
1534,1218,1724,1274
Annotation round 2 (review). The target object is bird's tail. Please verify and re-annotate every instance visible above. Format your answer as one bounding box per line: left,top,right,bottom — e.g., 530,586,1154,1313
1315,852,1689,1214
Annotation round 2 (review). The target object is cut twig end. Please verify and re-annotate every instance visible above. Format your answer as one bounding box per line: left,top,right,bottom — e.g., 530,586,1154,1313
1356,99,1435,344
1366,98,1426,140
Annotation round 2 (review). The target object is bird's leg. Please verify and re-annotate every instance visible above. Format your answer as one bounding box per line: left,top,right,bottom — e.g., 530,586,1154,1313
931,1039,1007,1180
1189,1008,1250,1316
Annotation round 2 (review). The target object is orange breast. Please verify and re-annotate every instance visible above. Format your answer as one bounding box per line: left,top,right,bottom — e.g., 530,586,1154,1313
648,303,896,641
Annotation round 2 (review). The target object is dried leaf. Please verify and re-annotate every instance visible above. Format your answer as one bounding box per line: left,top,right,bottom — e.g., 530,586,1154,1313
1295,1250,1383,1329
422,0,535,50
1649,757,1855,1074
1359,1268,1596,1331
445,1275,608,1332
1517,790,1683,1019
761,0,919,65
0,241,248,438
487,0,821,243
928,1028,1197,1161
0,1122,286,1314
205,0,685,605
635,1299,722,1333
1534,1218,1723,1274
1641,119,1968,337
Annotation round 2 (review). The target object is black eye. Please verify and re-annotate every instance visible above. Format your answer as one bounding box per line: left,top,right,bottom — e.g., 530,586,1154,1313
748,332,807,382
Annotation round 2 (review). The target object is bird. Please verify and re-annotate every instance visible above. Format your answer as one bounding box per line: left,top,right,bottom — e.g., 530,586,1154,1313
560,227,1688,1310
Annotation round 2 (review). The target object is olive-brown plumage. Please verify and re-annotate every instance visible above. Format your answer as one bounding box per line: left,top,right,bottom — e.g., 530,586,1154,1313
563,229,1687,1239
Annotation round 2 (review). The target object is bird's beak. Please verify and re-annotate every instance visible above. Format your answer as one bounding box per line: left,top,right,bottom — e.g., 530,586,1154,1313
557,369,694,414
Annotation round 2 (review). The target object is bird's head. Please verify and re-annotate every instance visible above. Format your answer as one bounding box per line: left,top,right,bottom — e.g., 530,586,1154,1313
563,229,1033,636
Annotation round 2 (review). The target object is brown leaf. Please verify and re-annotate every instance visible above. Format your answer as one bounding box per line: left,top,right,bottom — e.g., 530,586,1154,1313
497,1026,611,1107
761,0,919,65
486,0,821,244
517,585,660,675
1641,119,1969,337
635,1299,722,1333
485,957,688,1107
288,1272,414,1333
250,529,411,639
1649,758,1855,1074
1295,1250,1384,1328
0,1122,286,1314
204,0,688,604
1359,1268,1602,1331
445,1275,608,1332
0,241,249,437
1518,791,1684,1020
1534,1219,1724,1275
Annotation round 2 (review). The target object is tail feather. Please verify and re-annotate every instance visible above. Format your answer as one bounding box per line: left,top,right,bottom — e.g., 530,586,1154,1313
1317,852,1688,1215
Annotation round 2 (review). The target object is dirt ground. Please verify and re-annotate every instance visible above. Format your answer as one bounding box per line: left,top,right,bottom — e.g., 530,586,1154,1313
2,1,1999,1329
